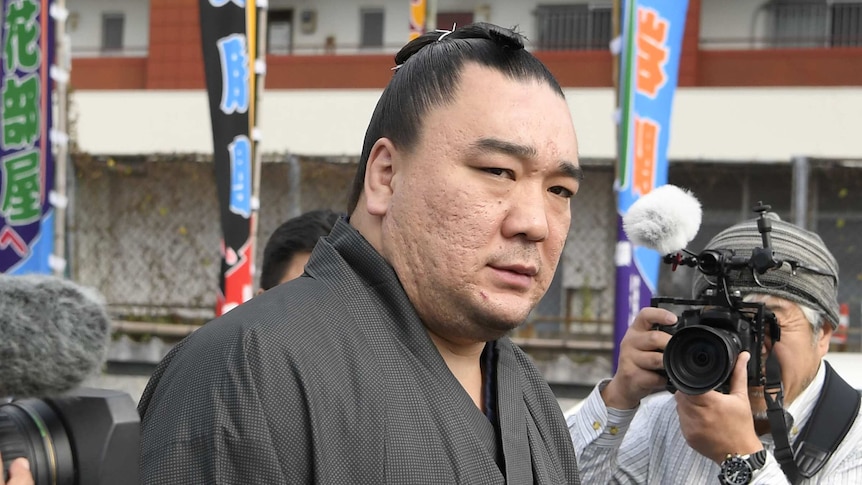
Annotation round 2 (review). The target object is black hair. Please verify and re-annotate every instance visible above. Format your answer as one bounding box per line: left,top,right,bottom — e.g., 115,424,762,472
346,22,565,214
259,209,342,290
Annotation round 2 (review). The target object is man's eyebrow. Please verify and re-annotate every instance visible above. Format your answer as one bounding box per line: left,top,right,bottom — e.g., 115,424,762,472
559,160,584,183
470,138,538,159
470,137,583,182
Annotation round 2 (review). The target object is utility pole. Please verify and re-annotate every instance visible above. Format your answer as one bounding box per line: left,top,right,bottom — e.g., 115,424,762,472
52,0,71,277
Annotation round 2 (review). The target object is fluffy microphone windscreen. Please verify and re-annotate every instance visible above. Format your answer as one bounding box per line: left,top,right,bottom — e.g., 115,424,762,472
622,184,702,255
0,274,111,398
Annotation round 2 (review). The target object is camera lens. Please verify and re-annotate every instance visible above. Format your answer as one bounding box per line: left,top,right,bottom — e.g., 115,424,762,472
0,399,75,485
664,325,741,395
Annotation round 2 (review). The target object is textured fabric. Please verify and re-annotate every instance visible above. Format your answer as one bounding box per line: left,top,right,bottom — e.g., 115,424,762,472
568,362,862,484
691,215,840,328
138,219,580,484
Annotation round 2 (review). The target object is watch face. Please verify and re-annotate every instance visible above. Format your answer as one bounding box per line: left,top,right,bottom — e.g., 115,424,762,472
722,456,753,485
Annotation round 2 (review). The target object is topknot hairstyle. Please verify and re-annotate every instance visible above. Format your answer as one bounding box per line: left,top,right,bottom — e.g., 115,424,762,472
393,22,526,67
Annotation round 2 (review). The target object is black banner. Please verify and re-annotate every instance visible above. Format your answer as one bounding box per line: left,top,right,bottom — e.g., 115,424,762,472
199,0,255,315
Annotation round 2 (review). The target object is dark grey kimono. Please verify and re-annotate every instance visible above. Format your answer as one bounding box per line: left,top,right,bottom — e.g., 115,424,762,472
138,219,580,484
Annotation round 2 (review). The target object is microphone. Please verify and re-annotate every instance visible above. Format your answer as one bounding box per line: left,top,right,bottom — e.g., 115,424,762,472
622,184,702,255
0,274,111,398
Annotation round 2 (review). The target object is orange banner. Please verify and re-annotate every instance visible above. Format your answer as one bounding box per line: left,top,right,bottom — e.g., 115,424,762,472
409,0,426,41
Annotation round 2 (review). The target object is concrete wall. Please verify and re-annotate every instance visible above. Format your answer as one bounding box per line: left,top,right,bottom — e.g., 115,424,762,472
73,87,862,162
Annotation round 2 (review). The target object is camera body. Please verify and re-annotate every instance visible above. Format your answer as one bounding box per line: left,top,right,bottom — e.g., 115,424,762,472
652,292,775,395
651,203,782,395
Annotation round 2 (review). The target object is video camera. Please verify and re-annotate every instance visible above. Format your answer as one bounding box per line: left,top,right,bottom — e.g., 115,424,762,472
651,202,783,395
0,274,140,484
0,388,140,485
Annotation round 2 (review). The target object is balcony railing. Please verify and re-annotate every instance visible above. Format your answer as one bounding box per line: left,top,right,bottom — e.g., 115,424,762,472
767,1,862,47
70,2,862,60
534,4,613,51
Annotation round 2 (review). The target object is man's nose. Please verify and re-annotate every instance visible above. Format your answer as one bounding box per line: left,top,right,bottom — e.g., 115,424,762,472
501,187,550,242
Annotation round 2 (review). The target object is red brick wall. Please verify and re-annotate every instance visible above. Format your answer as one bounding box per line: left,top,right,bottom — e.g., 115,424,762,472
146,0,205,89
69,0,862,91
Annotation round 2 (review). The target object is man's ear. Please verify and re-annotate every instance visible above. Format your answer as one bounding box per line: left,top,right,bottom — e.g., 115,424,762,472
818,321,833,356
364,138,397,216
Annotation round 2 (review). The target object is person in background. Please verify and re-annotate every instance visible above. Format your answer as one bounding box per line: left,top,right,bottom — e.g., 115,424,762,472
257,209,341,292
139,22,583,483
570,215,862,484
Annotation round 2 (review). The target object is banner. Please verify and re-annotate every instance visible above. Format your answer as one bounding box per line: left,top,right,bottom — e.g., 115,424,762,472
409,0,426,40
1,0,55,275
199,0,257,315
613,0,688,369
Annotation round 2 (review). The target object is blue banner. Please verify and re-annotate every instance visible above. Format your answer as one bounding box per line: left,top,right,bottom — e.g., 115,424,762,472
613,0,688,369
1,0,55,275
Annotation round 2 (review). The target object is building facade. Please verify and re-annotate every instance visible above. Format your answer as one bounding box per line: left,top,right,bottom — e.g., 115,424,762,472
62,0,862,353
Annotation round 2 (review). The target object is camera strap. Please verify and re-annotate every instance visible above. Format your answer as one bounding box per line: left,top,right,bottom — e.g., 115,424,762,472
764,351,798,483
792,360,860,479
764,356,860,484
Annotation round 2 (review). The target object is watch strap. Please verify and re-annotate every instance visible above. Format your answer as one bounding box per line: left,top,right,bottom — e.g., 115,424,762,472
719,450,766,485
748,449,767,471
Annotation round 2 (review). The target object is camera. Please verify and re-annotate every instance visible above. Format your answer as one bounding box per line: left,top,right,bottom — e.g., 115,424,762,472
651,202,782,395
0,388,140,484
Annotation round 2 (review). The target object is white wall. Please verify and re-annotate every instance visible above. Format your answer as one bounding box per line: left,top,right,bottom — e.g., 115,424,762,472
267,0,433,53
73,87,862,162
68,0,149,56
825,353,862,390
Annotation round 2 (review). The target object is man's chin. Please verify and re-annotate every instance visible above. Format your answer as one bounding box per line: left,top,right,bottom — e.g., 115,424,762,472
477,292,535,323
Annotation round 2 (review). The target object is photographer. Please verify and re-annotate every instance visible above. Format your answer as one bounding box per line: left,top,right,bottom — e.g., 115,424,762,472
568,215,862,484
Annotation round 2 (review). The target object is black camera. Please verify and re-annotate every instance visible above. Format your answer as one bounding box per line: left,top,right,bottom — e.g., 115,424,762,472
0,387,140,484
651,202,782,395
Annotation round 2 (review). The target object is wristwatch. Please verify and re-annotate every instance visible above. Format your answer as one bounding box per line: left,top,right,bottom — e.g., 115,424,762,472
718,450,767,485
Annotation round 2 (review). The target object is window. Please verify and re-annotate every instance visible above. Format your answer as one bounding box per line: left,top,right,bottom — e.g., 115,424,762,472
269,9,294,55
535,4,612,51
360,8,385,48
831,2,862,47
766,0,862,48
101,13,125,52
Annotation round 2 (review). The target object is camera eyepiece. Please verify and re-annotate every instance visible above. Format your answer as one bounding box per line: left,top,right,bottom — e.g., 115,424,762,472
696,250,725,276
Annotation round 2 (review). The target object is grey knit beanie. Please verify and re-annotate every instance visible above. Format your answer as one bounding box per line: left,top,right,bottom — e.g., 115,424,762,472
692,214,840,329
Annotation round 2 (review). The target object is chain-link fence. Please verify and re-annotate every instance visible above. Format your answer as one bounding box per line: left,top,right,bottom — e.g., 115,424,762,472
69,155,862,356
70,153,354,321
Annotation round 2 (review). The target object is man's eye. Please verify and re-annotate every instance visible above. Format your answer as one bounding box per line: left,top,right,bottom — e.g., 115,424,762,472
482,168,515,179
549,186,574,198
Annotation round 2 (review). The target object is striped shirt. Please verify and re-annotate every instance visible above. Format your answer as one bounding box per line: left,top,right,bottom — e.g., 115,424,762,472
568,362,862,484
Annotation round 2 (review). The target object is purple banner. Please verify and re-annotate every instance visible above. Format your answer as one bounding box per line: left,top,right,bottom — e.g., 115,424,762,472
1,0,55,275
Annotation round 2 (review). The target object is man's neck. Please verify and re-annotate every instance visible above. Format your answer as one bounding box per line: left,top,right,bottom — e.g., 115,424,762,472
427,331,487,411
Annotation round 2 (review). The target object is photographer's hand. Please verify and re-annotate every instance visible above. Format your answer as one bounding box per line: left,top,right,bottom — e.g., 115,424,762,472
0,453,34,485
675,352,763,463
601,307,677,409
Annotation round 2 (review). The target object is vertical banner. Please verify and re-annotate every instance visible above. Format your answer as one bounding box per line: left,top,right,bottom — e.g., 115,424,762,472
613,0,688,369
409,0,426,40
1,0,55,275
199,0,257,315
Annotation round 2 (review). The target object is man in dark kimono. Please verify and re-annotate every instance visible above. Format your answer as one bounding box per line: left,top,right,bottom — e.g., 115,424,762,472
139,22,583,484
